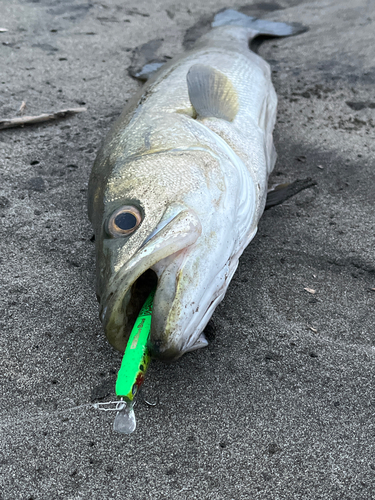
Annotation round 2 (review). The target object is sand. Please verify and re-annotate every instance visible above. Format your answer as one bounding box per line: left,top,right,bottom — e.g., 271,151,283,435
0,0,374,498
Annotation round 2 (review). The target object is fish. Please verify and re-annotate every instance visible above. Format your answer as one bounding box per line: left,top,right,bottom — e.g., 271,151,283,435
88,9,306,361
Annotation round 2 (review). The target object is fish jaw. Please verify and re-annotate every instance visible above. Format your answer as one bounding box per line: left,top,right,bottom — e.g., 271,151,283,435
148,242,239,360
100,209,202,352
148,218,259,361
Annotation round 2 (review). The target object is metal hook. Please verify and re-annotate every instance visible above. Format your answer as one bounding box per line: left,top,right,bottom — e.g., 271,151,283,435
143,394,159,407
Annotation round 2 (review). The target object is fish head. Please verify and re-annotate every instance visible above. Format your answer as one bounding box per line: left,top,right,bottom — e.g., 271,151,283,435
89,148,253,360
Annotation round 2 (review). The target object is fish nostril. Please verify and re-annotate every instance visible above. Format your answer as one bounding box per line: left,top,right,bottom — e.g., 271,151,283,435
96,293,101,303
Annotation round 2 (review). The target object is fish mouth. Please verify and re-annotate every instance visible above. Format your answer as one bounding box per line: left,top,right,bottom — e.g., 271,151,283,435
100,208,202,354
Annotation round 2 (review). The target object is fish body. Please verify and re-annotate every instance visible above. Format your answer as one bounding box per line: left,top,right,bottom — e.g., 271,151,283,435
88,11,304,360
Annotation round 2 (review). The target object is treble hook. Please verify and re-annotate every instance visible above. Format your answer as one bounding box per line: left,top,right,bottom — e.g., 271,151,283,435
143,394,159,407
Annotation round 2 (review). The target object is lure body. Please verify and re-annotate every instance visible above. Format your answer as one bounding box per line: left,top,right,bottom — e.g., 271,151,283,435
115,290,154,401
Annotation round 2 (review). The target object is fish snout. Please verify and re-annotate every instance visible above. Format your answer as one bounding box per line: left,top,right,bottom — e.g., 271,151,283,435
98,207,202,354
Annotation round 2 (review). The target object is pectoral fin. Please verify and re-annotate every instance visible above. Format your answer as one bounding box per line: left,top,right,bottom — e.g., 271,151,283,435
266,178,317,209
187,64,239,122
128,39,168,81
130,61,166,81
182,333,209,354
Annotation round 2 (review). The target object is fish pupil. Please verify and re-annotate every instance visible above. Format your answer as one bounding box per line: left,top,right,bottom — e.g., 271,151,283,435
115,212,137,230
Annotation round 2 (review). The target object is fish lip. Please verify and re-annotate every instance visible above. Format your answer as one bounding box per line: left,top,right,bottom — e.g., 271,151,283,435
148,248,243,360
100,208,202,352
147,291,224,362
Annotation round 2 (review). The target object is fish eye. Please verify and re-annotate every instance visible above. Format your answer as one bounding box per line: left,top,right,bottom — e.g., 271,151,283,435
107,206,142,238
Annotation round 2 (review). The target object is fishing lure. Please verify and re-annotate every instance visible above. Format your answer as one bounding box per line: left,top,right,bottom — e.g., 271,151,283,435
113,289,154,434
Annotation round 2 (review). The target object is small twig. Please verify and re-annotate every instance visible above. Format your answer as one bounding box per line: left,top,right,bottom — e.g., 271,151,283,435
0,28,8,33
0,107,86,130
17,101,26,116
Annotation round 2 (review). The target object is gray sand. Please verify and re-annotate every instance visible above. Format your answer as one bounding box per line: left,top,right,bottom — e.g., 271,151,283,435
0,0,374,498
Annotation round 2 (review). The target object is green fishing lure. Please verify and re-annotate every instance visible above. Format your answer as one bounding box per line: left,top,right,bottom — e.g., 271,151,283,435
115,289,154,401
113,289,155,434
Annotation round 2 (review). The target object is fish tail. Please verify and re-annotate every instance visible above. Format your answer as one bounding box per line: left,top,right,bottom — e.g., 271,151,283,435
212,9,308,38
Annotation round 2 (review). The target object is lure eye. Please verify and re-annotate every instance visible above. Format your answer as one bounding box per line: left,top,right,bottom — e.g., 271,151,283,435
107,206,142,238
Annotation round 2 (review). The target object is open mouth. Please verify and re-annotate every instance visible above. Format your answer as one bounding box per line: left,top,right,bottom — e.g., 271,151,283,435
122,268,158,341
101,208,202,353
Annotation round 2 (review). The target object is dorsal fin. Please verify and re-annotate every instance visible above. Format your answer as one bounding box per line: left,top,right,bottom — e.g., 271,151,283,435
186,64,239,122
